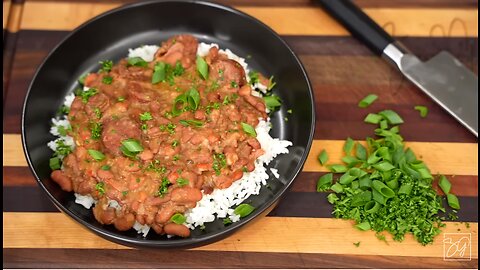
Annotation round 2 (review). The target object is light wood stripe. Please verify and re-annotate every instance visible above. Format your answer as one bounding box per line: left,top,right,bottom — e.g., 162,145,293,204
4,2,23,33
5,134,477,175
2,212,477,258
17,2,477,37
3,0,10,30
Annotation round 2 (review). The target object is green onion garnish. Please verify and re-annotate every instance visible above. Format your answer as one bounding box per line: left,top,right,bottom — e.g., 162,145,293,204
49,157,61,170
318,149,328,165
127,57,148,67
414,105,428,118
364,113,383,124
196,56,209,80
378,110,404,125
170,213,187,224
447,194,461,210
358,94,378,108
438,175,451,194
234,203,255,218
87,149,105,161
152,62,166,84
176,178,189,187
102,76,113,85
241,122,256,137
99,60,113,73
316,173,333,192
179,119,204,127
120,139,143,157
263,95,282,112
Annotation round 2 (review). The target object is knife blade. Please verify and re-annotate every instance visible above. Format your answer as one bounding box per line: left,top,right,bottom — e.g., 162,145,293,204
318,0,478,137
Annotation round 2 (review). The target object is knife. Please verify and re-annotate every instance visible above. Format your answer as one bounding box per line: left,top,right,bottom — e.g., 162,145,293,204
318,0,478,137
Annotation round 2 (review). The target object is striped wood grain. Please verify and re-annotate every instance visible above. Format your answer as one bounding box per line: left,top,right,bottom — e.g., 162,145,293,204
3,212,478,258
16,2,478,37
4,134,477,175
3,248,477,269
4,167,478,196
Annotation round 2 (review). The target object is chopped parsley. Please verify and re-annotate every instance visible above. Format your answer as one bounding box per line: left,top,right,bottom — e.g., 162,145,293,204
102,76,113,85
139,112,153,121
79,88,98,103
90,122,102,140
156,177,171,197
95,182,106,195
212,153,227,175
99,60,113,73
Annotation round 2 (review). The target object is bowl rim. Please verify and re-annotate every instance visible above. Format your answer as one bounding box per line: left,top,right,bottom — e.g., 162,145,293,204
21,0,316,248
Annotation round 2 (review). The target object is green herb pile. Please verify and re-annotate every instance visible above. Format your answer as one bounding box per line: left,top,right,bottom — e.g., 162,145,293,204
317,96,460,245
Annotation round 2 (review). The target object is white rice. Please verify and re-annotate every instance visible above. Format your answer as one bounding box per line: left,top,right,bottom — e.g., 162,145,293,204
270,168,280,179
127,45,160,62
49,42,291,237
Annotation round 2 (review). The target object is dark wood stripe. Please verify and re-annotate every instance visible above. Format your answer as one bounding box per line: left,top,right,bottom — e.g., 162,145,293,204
3,248,478,269
2,31,18,103
19,0,480,8
289,172,478,196
3,30,478,142
3,186,478,222
4,167,478,196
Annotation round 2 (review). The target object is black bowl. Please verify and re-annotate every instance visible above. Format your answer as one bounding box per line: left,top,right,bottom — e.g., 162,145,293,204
22,0,315,248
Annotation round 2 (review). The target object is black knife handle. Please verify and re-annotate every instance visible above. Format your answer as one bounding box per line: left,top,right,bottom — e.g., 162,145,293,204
317,0,394,55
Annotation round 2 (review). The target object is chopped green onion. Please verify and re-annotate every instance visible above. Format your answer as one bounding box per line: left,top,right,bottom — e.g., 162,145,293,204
186,88,200,110
446,194,460,210
355,221,371,231
127,57,148,67
223,218,233,225
343,137,355,155
330,183,344,193
372,161,395,172
267,76,277,91
379,120,388,130
355,143,367,160
318,149,328,165
49,157,61,170
358,94,378,108
120,139,143,157
378,110,404,125
87,149,105,161
414,105,428,118
152,62,166,84
327,193,339,204
234,203,255,218
316,173,333,192
101,165,111,171
328,164,348,173
196,56,209,80
372,180,395,198
248,71,259,85
263,95,282,112
241,122,257,137
364,201,380,214
176,178,189,187
438,175,452,194
170,213,186,224
179,119,204,127
364,113,383,124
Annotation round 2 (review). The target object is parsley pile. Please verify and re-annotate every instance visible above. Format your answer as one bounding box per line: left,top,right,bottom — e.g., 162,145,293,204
317,95,460,245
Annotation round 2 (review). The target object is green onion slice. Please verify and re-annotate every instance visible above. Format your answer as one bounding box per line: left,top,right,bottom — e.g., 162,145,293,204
49,157,61,170
241,122,257,137
170,213,187,224
438,175,452,194
87,149,106,161
378,110,404,125
196,56,209,80
179,119,204,127
364,113,383,124
234,203,255,218
152,62,166,84
316,173,333,192
318,149,328,165
127,57,148,67
358,94,378,108
414,105,428,118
